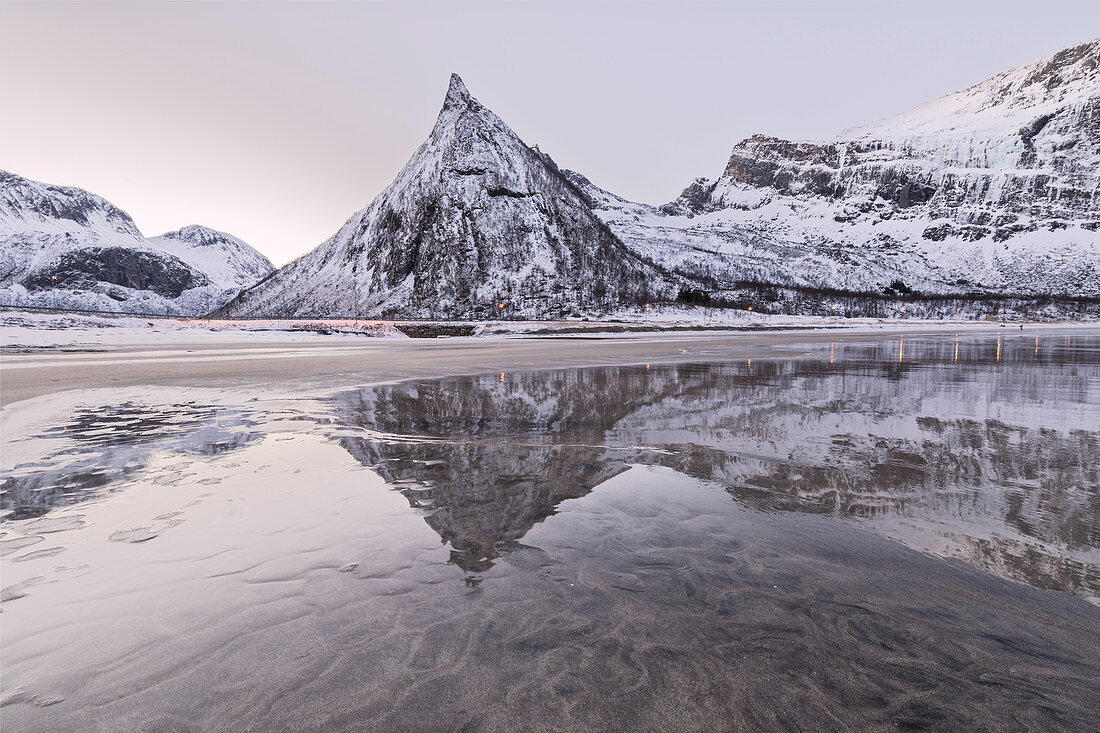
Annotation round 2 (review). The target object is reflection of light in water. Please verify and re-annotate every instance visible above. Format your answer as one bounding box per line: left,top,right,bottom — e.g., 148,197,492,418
954,339,959,363
996,337,1001,362
646,364,650,371
829,343,834,364
500,372,505,382
1035,335,1039,361
747,359,752,369
898,337,904,363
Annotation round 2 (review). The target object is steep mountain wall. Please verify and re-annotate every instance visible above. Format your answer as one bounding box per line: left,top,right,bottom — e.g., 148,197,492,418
582,40,1100,301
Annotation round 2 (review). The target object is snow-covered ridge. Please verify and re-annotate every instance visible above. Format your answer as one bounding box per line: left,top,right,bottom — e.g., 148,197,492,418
843,39,1098,160
1,170,274,314
584,40,1099,301
0,169,143,241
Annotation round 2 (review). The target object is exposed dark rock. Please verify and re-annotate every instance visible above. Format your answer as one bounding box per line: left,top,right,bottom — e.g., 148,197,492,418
922,224,989,242
660,178,719,216
23,247,209,298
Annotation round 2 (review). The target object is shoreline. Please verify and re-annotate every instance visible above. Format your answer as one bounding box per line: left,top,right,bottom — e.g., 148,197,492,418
3,321,1097,407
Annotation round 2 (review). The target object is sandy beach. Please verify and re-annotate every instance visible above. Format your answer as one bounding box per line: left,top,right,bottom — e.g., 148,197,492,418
4,321,1097,407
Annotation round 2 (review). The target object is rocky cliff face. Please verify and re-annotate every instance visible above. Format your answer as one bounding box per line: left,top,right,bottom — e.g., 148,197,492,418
219,75,673,319
0,170,273,314
21,247,209,298
578,40,1100,300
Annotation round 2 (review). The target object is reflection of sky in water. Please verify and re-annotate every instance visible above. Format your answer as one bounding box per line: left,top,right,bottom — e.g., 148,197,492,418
1,401,258,519
333,334,1099,598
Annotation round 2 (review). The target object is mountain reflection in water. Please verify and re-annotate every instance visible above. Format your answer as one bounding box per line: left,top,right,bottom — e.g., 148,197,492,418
334,334,1099,598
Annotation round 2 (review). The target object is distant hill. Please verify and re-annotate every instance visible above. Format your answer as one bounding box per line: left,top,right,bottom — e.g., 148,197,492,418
0,170,273,314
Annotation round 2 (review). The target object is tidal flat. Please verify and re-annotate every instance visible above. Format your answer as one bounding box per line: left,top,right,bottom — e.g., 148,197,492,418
1,331,1098,731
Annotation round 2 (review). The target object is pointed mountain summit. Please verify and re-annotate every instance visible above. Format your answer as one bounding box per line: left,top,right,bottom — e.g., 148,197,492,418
442,72,472,109
221,75,670,319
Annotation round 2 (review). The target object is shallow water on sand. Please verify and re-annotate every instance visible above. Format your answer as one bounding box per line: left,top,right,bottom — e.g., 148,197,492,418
2,332,1098,731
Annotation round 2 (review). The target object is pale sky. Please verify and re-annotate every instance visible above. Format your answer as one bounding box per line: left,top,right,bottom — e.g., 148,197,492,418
1,1,1095,266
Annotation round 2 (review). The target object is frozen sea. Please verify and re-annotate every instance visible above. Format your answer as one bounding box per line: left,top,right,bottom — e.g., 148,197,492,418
2,331,1098,731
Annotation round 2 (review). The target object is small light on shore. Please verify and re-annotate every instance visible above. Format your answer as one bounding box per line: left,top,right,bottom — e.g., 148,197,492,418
747,306,753,311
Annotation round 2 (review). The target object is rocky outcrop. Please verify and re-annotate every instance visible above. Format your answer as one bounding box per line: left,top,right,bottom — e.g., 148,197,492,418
22,247,208,298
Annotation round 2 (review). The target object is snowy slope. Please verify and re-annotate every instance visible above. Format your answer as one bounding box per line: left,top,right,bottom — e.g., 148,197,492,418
843,39,1099,173
580,40,1100,299
220,75,674,320
0,171,274,314
148,225,274,289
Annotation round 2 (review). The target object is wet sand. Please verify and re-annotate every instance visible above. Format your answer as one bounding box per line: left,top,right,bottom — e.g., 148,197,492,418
3,323,1095,406
2,329,1099,731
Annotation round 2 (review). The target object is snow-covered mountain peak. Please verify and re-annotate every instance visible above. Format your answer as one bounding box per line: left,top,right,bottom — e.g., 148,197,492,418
1014,39,1098,100
443,73,473,110
219,74,670,319
158,224,242,248
148,225,274,288
418,74,546,197
584,40,1099,303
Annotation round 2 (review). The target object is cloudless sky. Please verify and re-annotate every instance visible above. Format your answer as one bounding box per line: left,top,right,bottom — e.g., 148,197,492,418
1,1,1095,265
